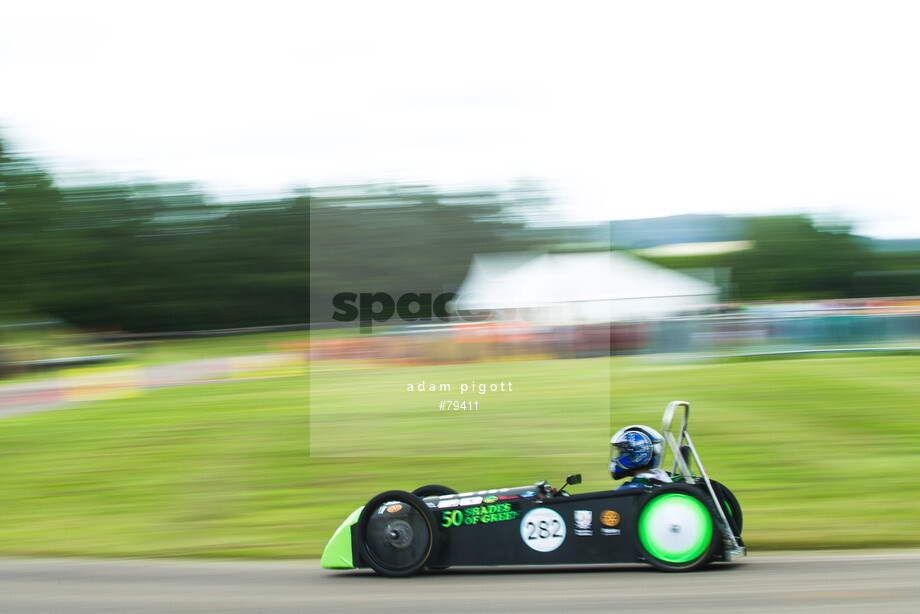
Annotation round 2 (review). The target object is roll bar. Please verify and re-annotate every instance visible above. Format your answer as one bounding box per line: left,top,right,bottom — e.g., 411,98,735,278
660,401,745,559
660,401,693,481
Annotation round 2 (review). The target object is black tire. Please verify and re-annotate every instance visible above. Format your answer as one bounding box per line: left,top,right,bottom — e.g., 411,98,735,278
357,490,437,577
708,479,743,536
637,484,718,572
411,484,457,498
409,486,456,571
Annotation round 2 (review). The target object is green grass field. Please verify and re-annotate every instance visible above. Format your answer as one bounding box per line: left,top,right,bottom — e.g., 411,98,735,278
0,378,309,558
1,346,918,558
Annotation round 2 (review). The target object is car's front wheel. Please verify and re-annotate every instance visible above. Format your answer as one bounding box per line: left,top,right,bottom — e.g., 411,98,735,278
637,484,718,571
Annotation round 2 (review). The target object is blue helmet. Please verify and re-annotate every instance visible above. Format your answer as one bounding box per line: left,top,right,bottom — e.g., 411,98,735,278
609,425,665,480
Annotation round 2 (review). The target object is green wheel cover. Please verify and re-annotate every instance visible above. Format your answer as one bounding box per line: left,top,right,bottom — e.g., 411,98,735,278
639,493,713,563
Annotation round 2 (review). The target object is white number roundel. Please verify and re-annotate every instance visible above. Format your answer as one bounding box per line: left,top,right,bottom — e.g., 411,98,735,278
520,508,566,552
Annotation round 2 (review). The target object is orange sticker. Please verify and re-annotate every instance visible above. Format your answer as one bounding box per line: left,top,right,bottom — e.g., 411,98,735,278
386,504,403,513
600,510,620,527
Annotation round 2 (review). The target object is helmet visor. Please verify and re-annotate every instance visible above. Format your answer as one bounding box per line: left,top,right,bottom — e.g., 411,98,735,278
612,430,654,469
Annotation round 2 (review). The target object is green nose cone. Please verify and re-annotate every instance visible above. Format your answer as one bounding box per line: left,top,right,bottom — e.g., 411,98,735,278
321,506,363,569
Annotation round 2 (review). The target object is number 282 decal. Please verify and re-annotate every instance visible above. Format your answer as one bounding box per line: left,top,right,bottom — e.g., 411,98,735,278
519,508,566,552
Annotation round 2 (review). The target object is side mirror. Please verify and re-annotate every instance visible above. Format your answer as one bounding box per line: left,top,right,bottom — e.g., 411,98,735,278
556,473,582,496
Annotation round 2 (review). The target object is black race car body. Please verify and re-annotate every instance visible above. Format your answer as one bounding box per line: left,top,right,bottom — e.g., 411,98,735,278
322,401,745,575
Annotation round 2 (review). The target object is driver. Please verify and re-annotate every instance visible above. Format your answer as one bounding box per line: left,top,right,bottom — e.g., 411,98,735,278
610,425,672,490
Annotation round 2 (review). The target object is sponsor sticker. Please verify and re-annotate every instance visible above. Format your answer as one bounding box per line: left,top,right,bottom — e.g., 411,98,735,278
520,508,566,552
386,504,403,514
600,510,620,527
482,495,498,504
520,491,536,499
459,496,483,506
574,510,592,536
437,498,460,509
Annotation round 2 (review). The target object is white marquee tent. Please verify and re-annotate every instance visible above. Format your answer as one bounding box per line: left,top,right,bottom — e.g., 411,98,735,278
454,251,719,325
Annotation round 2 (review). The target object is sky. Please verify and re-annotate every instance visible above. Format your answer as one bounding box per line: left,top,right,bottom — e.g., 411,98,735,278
2,1,920,238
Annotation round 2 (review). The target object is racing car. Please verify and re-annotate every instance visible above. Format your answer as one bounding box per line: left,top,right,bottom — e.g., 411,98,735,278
322,401,745,576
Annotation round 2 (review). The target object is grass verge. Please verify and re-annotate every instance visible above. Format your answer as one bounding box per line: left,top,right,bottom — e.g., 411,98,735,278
0,353,918,557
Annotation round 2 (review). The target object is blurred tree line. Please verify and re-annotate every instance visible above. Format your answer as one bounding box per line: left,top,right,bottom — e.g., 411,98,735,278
1,137,551,332
642,215,920,302
1,140,309,331
4,133,920,333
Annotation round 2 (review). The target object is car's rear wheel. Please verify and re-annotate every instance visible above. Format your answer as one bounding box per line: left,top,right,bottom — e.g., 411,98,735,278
637,484,717,571
358,490,437,577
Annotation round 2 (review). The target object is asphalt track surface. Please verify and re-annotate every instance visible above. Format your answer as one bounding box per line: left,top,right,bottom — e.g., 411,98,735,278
2,552,919,613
